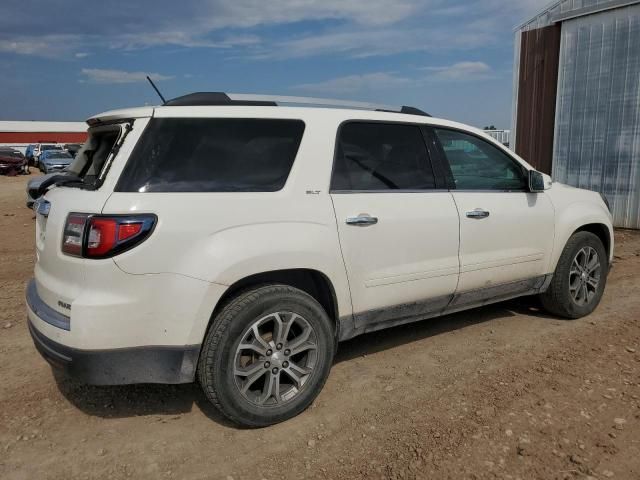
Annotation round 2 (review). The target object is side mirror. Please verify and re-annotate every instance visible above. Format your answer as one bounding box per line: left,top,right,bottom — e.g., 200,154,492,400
528,170,546,193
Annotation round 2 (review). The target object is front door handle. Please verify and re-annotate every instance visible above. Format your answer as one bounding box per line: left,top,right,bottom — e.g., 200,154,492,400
466,208,490,219
346,214,378,226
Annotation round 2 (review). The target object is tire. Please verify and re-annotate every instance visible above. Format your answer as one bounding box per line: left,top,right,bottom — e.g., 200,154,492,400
540,231,608,319
198,284,335,427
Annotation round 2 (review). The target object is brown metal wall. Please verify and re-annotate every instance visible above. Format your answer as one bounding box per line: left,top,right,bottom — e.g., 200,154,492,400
515,25,561,174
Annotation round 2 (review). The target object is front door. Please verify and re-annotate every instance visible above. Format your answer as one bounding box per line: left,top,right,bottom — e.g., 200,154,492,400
430,127,555,304
330,121,460,328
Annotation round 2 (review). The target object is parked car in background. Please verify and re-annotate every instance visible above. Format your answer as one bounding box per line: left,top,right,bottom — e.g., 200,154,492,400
63,143,83,157
39,150,73,173
0,148,28,175
30,144,63,167
26,92,614,427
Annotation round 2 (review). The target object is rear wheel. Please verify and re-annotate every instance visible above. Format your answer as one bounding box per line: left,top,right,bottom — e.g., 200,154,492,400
198,284,335,427
540,231,608,319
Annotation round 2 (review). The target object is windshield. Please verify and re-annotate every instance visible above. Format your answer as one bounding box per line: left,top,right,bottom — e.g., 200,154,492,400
45,152,72,160
0,150,23,158
41,145,62,151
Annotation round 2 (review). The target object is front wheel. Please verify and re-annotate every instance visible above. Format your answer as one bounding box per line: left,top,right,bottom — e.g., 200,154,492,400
198,284,335,427
540,231,608,319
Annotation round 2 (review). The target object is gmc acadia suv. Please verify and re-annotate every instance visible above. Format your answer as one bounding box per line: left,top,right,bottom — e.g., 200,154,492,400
26,92,613,426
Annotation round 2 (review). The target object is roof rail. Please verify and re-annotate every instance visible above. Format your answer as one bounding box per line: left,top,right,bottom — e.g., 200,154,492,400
163,92,431,117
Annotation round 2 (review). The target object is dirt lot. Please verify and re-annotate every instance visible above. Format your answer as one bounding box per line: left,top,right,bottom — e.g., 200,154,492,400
1,173,639,480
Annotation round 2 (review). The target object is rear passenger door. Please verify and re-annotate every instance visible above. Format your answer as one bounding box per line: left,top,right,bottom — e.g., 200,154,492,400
430,127,555,302
330,121,460,329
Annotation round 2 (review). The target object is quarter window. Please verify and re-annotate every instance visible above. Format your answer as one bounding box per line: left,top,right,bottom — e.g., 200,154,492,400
116,118,305,192
434,128,527,191
331,122,436,191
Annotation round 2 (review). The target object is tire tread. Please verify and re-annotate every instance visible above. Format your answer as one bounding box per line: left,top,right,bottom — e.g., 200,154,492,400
540,231,607,319
197,284,332,427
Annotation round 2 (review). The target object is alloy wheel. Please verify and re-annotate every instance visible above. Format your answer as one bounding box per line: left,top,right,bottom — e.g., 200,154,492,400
569,246,601,306
233,311,318,406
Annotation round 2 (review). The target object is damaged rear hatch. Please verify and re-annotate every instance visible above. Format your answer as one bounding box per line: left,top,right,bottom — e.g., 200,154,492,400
31,107,152,323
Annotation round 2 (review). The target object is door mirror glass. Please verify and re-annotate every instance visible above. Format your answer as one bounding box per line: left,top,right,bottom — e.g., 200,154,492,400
528,170,545,192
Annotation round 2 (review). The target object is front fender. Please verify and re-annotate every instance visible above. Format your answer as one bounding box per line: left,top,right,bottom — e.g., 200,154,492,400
549,199,614,272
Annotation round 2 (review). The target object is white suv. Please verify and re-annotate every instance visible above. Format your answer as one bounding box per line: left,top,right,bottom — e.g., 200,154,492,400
26,93,613,426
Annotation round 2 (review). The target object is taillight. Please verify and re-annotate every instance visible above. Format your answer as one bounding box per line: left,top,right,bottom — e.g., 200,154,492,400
86,218,118,257
62,214,156,258
62,213,88,256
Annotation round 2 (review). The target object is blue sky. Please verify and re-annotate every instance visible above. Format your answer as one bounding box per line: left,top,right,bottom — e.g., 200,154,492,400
0,0,550,128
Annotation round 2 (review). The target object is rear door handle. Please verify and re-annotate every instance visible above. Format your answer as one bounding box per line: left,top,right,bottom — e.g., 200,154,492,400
465,208,490,219
346,214,378,226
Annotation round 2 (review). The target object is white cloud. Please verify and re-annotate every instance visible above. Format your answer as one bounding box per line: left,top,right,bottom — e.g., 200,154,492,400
0,0,426,57
74,52,89,58
80,68,174,84
293,72,412,94
0,0,552,60
423,61,494,81
201,0,424,29
0,35,84,57
261,27,494,60
291,62,496,96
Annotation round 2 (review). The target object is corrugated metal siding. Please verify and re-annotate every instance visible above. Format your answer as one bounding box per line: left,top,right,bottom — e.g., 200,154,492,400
512,1,640,144
516,0,634,31
552,4,640,228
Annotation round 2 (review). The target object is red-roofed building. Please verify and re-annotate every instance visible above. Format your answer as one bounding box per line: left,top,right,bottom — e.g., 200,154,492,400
0,121,88,154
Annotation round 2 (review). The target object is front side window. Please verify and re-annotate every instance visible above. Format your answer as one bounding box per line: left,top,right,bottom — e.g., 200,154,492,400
331,122,436,191
434,128,526,191
116,118,305,192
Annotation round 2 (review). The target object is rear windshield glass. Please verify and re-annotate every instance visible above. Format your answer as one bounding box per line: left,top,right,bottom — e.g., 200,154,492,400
115,118,305,193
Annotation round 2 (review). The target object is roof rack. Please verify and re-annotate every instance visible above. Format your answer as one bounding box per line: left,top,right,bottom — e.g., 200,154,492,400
163,92,431,117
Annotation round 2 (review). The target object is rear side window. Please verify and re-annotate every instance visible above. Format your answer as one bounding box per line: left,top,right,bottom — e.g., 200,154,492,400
116,118,305,192
331,122,435,191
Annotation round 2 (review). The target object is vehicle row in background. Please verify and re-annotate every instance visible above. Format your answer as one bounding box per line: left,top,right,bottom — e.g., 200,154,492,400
24,143,82,169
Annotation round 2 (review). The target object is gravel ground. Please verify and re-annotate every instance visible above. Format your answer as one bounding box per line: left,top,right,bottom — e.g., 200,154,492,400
1,173,639,480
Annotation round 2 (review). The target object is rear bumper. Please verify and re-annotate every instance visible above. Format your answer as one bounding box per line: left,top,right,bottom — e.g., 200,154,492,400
26,278,202,385
28,319,200,385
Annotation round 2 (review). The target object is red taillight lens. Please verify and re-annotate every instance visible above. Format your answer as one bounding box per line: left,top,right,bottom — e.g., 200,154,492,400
62,214,156,258
86,218,118,257
117,222,143,241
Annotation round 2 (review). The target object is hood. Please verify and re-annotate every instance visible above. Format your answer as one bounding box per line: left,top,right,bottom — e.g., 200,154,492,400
0,152,25,165
42,156,72,165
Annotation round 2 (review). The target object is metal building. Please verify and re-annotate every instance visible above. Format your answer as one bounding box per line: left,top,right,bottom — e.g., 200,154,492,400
512,0,640,228
484,129,511,147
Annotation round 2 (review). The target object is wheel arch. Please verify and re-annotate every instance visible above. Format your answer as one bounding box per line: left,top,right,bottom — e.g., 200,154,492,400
208,268,340,340
548,195,614,273
574,223,611,260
